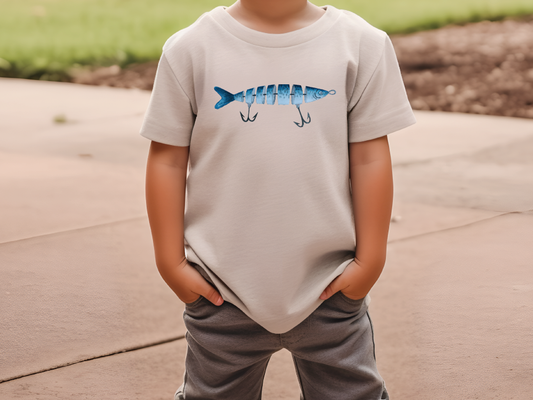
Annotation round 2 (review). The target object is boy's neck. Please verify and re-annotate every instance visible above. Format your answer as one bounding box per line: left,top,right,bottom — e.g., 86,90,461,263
225,0,325,34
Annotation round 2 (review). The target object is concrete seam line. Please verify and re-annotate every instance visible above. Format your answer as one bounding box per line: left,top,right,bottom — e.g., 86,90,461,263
392,135,533,168
80,111,147,125
393,154,463,168
0,215,147,246
0,334,186,384
34,111,147,130
387,210,532,244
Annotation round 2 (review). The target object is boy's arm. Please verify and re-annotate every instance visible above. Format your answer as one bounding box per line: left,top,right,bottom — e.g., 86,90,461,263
145,141,223,306
320,135,393,300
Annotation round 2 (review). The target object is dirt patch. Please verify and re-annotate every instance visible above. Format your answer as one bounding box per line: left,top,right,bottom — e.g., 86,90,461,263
72,16,533,119
71,62,158,91
393,16,533,119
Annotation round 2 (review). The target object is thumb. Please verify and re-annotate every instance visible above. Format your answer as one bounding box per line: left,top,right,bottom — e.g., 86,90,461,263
319,276,342,300
198,281,224,306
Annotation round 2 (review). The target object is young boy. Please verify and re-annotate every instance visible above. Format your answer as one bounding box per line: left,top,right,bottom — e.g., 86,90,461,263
140,0,416,399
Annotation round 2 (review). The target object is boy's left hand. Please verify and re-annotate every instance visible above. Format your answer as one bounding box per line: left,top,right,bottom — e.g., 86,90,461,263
320,136,392,302
319,259,376,301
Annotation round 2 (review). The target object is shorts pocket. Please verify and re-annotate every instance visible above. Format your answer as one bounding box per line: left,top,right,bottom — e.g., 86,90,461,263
338,290,366,306
184,295,205,308
316,291,368,321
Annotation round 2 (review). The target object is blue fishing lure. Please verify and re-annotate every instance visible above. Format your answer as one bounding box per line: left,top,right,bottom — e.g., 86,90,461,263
214,84,336,127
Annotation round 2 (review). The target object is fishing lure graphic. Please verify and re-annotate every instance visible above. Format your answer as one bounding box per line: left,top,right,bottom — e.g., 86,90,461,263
214,84,336,127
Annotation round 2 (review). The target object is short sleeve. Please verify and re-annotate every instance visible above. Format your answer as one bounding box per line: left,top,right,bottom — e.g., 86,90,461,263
348,35,416,143
139,53,196,146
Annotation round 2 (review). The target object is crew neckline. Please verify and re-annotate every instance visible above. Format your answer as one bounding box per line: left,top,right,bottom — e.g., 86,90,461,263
210,5,341,48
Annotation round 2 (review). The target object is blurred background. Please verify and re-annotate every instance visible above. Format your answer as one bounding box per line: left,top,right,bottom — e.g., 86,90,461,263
1,1,533,399
1,0,533,118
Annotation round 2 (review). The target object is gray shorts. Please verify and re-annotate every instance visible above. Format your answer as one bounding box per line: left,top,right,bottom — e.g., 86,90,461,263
175,290,389,400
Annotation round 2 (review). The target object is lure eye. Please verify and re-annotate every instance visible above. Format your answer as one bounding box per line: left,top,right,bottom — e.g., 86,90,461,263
313,90,325,99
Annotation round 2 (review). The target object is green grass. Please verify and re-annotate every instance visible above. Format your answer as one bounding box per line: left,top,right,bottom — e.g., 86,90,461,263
334,0,533,33
1,0,533,80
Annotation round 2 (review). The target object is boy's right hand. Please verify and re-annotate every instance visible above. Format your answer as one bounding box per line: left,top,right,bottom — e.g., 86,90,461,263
163,258,224,306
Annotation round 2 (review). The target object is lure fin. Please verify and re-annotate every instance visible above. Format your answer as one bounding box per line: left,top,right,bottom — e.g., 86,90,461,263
214,86,237,109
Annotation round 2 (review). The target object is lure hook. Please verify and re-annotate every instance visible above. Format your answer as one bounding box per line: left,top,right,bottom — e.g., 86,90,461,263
294,104,311,128
240,104,258,122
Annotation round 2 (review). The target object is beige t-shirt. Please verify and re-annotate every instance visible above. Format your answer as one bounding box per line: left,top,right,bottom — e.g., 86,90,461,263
140,5,416,333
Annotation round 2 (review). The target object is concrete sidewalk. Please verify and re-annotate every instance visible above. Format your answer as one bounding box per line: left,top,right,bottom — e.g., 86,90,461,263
1,77,532,399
